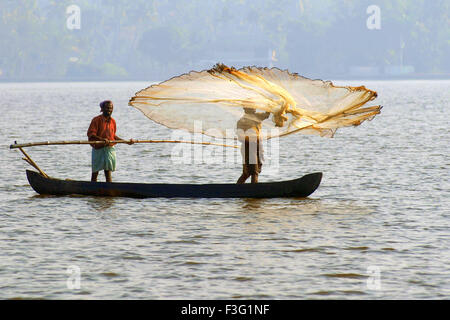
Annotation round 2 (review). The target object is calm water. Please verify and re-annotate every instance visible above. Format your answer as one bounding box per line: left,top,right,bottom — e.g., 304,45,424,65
0,80,448,299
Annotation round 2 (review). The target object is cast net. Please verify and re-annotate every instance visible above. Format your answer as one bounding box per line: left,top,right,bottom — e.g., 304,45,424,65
129,63,381,140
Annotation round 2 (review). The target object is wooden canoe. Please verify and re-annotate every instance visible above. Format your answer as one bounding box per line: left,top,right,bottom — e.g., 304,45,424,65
26,170,322,199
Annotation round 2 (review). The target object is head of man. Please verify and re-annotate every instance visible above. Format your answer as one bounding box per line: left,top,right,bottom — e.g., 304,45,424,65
100,100,114,118
244,107,256,114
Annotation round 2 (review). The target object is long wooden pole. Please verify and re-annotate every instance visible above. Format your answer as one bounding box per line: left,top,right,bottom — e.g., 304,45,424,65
10,139,239,149
17,147,49,178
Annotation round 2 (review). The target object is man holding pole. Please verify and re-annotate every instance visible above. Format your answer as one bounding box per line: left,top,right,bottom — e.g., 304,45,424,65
87,100,133,182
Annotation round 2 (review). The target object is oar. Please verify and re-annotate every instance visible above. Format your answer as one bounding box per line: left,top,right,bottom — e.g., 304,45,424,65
17,146,49,178
10,139,239,149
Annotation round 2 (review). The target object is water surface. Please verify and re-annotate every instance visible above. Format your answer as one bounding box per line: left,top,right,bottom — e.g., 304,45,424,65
0,80,448,299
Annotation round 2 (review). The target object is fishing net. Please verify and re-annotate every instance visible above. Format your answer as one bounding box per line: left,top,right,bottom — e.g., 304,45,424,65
129,63,381,140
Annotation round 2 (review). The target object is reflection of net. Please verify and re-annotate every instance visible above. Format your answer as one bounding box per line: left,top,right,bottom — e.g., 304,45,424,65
129,63,381,140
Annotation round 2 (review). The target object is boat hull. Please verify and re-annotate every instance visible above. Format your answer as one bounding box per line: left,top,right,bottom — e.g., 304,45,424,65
26,170,322,198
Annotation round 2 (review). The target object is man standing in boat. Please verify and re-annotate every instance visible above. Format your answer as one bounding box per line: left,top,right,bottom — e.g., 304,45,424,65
87,100,133,182
236,107,270,184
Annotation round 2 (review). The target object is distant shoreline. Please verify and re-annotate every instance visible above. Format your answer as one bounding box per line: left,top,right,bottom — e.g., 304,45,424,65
1,74,449,83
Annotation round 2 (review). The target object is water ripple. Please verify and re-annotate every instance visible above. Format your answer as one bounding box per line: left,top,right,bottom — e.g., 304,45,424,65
0,81,449,299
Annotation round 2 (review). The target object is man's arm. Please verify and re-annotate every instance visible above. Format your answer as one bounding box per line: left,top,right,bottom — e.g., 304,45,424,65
114,135,135,145
89,134,108,142
87,118,111,145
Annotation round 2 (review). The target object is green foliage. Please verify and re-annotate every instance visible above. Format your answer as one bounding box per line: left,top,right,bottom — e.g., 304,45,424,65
0,0,448,80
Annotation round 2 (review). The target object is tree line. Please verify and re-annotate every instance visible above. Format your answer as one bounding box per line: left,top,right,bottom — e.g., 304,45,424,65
0,0,448,81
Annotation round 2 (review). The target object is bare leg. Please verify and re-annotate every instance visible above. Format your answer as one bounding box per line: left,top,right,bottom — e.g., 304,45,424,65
104,170,112,182
237,173,250,184
91,171,99,182
251,174,258,184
